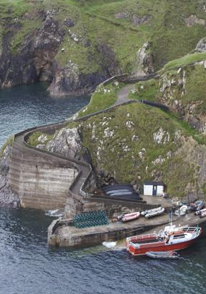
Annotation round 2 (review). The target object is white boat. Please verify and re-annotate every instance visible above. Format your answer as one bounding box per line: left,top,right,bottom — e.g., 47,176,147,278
145,207,165,218
141,206,162,216
195,208,206,218
174,205,188,216
146,251,179,259
102,241,117,248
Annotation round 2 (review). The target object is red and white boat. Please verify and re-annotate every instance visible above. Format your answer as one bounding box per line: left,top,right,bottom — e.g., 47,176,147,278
126,225,202,256
118,211,140,222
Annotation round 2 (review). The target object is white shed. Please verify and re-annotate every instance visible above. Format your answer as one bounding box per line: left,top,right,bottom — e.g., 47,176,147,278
143,181,164,196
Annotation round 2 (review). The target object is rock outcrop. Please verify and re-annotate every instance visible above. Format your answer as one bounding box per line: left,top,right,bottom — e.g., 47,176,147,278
37,127,83,159
195,37,206,53
1,0,206,96
0,145,19,208
131,42,154,76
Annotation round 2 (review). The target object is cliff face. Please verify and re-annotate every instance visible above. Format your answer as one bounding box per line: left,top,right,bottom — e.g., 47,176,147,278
1,0,206,96
130,48,206,134
0,138,19,207
0,4,119,96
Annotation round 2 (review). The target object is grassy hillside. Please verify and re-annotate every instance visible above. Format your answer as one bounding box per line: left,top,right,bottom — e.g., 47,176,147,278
1,0,206,74
128,52,206,133
29,101,203,198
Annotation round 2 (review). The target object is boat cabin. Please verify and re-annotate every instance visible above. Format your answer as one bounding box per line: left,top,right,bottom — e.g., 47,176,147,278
143,181,164,196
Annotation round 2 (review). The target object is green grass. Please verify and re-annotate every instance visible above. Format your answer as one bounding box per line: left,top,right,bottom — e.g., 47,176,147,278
78,102,195,197
78,83,118,117
162,52,206,71
0,135,14,157
165,111,206,145
1,0,206,73
10,18,42,54
129,79,159,101
27,131,53,147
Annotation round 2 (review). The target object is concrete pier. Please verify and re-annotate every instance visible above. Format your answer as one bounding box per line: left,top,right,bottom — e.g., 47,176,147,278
48,196,175,247
48,212,206,248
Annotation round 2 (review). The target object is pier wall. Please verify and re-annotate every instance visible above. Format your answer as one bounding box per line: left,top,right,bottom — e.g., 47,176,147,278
9,132,78,210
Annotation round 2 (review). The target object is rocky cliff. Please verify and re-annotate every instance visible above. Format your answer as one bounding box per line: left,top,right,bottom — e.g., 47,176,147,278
0,137,19,207
1,0,206,96
129,43,206,134
27,101,206,201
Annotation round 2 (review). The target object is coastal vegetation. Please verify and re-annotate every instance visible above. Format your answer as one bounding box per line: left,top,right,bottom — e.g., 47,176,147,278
2,0,206,201
0,135,14,157
26,46,206,200
1,0,206,95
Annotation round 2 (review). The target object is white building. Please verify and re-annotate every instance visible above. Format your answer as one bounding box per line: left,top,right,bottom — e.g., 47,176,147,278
143,181,164,196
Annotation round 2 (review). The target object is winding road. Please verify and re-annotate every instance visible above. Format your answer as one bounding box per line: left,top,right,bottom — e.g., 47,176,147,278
9,73,165,213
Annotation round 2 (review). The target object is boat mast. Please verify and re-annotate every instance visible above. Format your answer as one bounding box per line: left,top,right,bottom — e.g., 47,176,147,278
169,209,173,225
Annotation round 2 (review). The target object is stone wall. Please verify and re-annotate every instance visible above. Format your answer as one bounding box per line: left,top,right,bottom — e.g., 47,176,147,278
9,138,78,210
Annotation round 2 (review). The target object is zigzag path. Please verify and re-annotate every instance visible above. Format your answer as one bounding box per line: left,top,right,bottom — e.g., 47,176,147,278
10,74,161,211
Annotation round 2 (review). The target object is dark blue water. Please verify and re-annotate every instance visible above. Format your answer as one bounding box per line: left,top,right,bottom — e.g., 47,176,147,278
0,208,206,294
0,84,206,294
0,83,90,147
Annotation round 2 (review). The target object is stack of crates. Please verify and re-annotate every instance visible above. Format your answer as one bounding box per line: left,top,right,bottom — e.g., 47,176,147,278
73,210,109,228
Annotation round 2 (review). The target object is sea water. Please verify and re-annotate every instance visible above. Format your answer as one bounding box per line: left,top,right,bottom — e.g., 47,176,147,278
0,84,206,294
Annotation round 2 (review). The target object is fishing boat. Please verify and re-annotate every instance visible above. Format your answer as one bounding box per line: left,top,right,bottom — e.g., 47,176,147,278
118,211,140,222
146,251,179,259
126,225,202,256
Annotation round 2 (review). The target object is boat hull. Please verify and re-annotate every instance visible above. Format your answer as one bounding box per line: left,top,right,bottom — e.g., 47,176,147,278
146,251,179,259
126,227,203,256
127,239,196,256
122,212,140,222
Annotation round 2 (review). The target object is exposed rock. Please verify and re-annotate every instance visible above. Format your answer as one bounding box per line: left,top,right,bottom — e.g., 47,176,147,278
114,11,150,26
125,121,135,129
103,128,114,138
48,67,105,97
195,37,206,53
132,135,139,142
0,146,19,208
45,127,82,159
0,10,64,88
152,156,166,165
185,15,205,27
115,11,130,19
153,128,170,144
132,14,150,26
0,179,20,208
63,18,75,28
132,42,154,76
97,42,122,77
38,134,49,143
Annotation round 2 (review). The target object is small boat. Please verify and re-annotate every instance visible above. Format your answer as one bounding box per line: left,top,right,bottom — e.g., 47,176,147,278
189,200,205,211
126,225,202,256
146,251,179,259
145,207,165,218
102,241,117,248
195,208,206,218
118,211,140,222
141,206,162,216
174,205,188,216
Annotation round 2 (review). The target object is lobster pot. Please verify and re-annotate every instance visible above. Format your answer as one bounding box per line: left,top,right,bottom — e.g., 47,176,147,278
73,211,109,228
